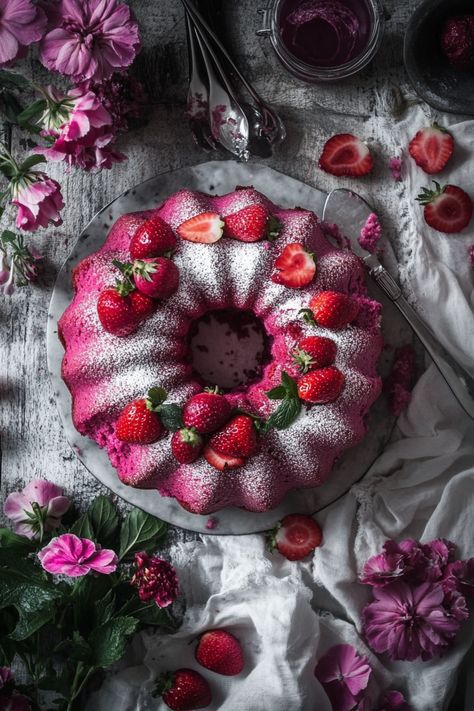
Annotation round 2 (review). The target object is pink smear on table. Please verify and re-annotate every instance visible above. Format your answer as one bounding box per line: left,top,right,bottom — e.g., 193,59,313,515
359,212,382,253
388,156,402,181
206,516,219,530
384,344,417,416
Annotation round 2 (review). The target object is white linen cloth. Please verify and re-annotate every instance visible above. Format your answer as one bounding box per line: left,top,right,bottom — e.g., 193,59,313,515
90,108,474,711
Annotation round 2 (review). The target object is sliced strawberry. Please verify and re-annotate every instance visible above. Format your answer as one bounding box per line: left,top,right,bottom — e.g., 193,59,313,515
203,445,246,471
130,215,177,259
177,212,224,244
297,366,345,404
417,182,473,234
408,125,454,175
271,243,316,288
319,134,373,177
224,204,281,242
270,514,323,561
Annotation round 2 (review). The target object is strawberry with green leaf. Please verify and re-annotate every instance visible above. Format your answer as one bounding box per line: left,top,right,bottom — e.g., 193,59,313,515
116,387,183,444
264,371,301,431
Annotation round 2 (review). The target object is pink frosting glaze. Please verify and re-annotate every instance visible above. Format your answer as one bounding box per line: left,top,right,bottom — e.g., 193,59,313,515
59,187,383,514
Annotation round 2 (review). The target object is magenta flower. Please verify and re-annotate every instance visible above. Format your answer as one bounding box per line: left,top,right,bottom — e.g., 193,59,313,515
443,558,474,598
0,0,46,68
0,695,31,711
11,173,64,232
314,644,371,711
4,479,70,540
131,552,179,608
0,668,11,690
360,540,407,587
363,581,460,661
39,0,141,82
89,74,148,133
373,690,411,711
38,534,117,577
420,539,456,582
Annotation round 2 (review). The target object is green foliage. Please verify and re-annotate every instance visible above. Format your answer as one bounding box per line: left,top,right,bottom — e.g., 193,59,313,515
119,508,167,561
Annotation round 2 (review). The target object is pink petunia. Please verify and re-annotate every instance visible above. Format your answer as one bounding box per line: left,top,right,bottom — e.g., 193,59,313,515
38,533,117,577
373,689,411,711
11,174,64,232
314,644,371,711
4,479,70,539
39,0,141,82
363,581,460,661
0,0,46,68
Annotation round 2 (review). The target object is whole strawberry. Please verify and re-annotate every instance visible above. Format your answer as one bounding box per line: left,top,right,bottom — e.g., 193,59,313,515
303,291,359,330
195,629,244,676
269,513,323,561
182,389,231,434
116,387,180,444
416,182,473,234
130,215,177,259
154,669,211,710
297,366,345,404
172,428,204,464
224,204,281,242
209,414,258,458
133,257,179,299
97,286,156,337
293,335,337,374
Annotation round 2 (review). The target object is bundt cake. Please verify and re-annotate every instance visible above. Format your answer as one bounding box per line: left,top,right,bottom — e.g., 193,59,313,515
58,186,383,514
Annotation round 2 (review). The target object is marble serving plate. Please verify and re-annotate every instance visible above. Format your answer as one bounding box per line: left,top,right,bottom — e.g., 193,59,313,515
47,160,411,535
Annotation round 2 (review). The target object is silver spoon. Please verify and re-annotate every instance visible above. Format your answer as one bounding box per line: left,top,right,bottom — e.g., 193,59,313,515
185,12,218,151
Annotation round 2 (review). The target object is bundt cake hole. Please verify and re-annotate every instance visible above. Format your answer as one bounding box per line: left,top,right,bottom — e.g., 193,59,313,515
187,308,272,392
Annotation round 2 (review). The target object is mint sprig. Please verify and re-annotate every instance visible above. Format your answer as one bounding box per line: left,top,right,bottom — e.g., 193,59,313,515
264,371,301,432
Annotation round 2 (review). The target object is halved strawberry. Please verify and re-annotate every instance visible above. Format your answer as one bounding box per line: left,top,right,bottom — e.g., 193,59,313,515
271,243,316,288
203,445,246,471
269,513,323,561
224,204,281,242
416,182,473,234
319,134,373,177
177,212,224,244
408,125,454,174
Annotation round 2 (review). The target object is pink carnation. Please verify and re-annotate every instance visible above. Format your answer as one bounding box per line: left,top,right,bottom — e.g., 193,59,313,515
38,533,117,577
11,174,64,232
374,690,411,711
360,540,407,586
4,479,70,539
39,0,141,82
0,0,46,68
442,558,474,598
314,644,371,711
363,581,461,661
131,552,179,608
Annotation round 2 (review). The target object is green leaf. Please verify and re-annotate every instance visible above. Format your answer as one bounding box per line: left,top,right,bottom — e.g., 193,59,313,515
147,386,167,407
119,598,177,630
16,99,46,127
0,527,37,552
87,496,119,548
118,509,167,561
94,589,116,626
281,371,298,397
0,567,61,640
55,631,92,662
19,153,46,173
265,397,301,432
69,513,94,539
159,403,183,431
71,575,113,636
265,385,286,400
0,70,29,91
88,616,138,668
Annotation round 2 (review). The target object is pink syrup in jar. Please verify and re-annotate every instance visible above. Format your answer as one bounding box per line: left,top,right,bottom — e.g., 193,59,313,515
279,0,373,67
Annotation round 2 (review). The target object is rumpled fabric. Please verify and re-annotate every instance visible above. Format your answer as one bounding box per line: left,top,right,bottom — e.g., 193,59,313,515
90,110,474,711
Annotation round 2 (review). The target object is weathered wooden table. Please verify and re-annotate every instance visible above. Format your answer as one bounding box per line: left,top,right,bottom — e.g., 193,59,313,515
0,1,469,706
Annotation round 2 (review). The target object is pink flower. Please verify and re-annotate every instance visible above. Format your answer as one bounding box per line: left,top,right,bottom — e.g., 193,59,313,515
374,690,411,711
38,534,117,577
89,74,148,133
363,581,461,661
131,552,179,608
4,479,70,539
39,0,141,82
11,173,64,232
360,540,407,586
443,558,474,598
0,668,11,690
0,0,46,68
420,539,456,582
35,84,125,171
0,695,31,711
314,644,371,711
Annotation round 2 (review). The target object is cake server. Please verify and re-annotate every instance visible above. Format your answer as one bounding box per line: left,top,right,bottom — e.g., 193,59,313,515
322,187,474,419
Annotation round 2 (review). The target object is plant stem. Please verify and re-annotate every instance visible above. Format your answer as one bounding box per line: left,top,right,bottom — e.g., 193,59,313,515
66,663,95,711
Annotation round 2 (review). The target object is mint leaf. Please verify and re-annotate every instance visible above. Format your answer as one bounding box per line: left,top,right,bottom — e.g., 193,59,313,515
88,616,138,667
265,397,301,431
88,496,119,548
147,387,167,407
266,385,286,400
281,371,298,397
69,513,94,539
118,509,167,561
159,403,183,431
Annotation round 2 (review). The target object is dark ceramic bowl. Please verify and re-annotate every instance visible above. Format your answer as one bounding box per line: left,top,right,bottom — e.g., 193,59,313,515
404,0,474,115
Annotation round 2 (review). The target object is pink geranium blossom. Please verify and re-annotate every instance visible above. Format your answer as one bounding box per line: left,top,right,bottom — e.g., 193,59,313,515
39,0,141,82
374,690,411,711
314,644,371,711
38,534,117,577
4,479,70,539
363,581,460,661
11,173,64,232
131,552,179,608
0,0,46,68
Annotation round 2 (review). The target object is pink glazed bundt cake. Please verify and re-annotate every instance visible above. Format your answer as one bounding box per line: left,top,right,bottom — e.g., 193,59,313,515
59,186,383,514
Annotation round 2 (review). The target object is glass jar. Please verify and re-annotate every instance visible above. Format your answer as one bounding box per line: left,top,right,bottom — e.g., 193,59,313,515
257,0,385,82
